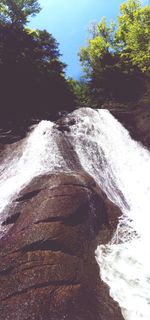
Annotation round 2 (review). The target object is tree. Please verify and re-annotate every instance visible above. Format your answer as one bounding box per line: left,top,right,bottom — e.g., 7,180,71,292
68,78,91,108
79,0,149,106
116,0,150,72
80,18,115,76
0,0,41,26
0,1,75,126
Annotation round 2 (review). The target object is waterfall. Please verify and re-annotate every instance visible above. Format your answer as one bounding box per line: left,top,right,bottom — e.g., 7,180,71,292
0,107,150,319
68,108,150,320
0,120,70,229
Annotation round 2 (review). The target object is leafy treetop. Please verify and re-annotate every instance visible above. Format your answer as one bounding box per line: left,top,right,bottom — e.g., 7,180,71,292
0,0,75,124
79,0,150,106
0,0,41,26
80,0,150,74
116,0,150,72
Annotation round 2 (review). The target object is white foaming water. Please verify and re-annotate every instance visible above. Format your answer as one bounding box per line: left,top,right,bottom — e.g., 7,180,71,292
0,120,69,224
67,108,150,320
0,108,150,319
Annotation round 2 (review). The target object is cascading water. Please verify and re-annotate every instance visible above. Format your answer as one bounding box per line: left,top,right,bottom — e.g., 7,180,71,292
0,107,150,319
68,108,150,320
0,120,70,228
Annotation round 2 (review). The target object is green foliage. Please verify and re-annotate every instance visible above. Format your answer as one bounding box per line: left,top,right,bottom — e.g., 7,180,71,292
68,78,91,108
80,18,115,75
116,0,150,72
79,0,149,106
0,1,75,124
0,0,41,26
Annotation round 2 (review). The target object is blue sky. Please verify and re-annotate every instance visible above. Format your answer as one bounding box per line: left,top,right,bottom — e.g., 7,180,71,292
29,0,149,79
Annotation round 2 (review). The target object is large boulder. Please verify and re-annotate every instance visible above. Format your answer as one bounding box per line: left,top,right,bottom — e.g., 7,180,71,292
0,171,124,320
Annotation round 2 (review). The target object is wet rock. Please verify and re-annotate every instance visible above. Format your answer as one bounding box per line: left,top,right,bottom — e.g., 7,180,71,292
0,171,124,320
57,124,71,132
56,116,76,132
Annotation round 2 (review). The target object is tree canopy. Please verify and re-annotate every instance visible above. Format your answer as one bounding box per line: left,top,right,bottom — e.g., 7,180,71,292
0,0,75,128
116,0,150,72
0,0,41,26
79,0,150,106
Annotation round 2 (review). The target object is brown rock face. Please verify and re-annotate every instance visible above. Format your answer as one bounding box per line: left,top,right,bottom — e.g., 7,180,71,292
0,171,124,320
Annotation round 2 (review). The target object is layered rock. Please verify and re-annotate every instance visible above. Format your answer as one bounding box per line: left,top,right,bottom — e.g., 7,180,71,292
0,171,124,320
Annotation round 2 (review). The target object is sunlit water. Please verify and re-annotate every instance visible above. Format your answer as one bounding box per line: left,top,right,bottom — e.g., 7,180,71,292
69,108,150,320
0,107,150,319
0,121,69,224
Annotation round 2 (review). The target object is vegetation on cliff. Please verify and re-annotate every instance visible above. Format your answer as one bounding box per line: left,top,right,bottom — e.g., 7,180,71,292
0,0,149,130
74,0,150,108
0,0,75,126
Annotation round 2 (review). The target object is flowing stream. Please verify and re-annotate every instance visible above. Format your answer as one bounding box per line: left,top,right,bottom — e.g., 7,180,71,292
0,107,150,319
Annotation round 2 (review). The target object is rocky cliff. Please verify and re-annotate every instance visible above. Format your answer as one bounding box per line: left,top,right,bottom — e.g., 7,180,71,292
0,171,124,320
109,86,150,149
